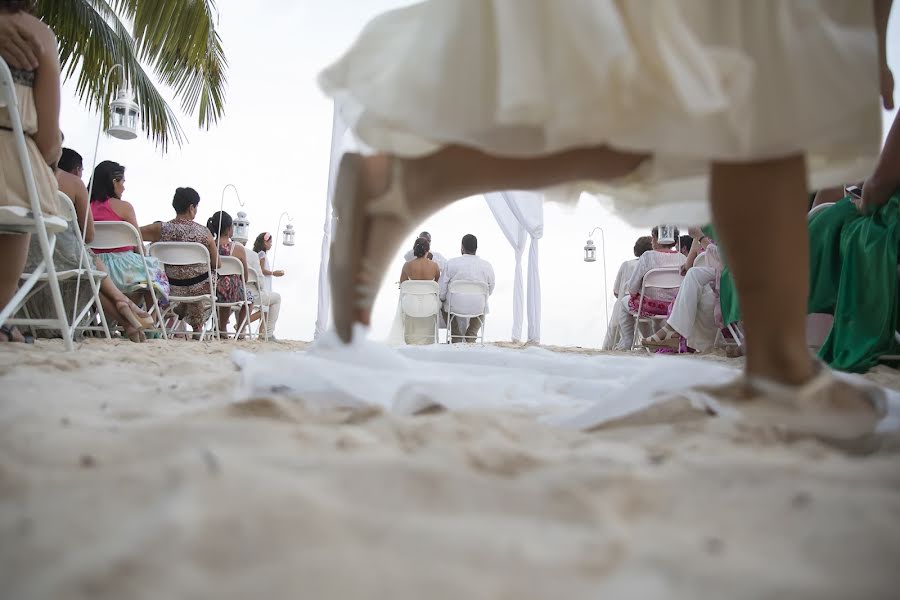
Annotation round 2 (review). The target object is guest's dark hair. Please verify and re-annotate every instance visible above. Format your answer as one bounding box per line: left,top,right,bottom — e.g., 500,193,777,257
633,236,652,257
253,232,271,253
57,148,83,174
413,236,430,258
0,1,36,14
679,235,693,253
207,211,232,238
461,233,477,254
651,226,680,247
172,187,200,214
89,160,125,202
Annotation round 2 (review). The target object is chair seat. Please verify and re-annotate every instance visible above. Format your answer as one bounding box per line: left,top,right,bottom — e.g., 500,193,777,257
22,269,107,282
0,206,68,234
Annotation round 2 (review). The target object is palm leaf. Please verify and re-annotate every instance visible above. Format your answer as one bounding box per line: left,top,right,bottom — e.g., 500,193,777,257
35,0,228,150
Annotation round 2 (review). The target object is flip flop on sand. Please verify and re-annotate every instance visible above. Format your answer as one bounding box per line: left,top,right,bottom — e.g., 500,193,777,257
329,154,413,343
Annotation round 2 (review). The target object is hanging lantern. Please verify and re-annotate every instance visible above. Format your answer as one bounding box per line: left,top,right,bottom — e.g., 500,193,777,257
107,90,139,140
282,223,296,247
583,239,597,262
233,211,250,245
657,224,676,245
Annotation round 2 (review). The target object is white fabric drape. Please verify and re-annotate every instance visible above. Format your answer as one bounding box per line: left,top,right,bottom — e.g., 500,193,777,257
315,105,350,339
485,191,543,343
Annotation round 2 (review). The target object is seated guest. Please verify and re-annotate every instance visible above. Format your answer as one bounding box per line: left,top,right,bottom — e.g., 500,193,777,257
249,232,282,339
208,211,253,338
401,236,440,282
439,234,495,343
603,235,652,350
89,161,170,310
22,159,154,342
404,231,447,273
57,147,83,178
643,228,721,351
616,225,686,349
679,234,693,256
140,188,219,334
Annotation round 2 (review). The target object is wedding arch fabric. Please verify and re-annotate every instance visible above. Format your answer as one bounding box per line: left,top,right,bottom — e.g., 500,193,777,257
316,104,544,342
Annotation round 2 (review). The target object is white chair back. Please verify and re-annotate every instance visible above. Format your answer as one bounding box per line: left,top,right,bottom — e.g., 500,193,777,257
808,202,835,221
217,255,244,277
639,268,683,296
400,280,441,318
447,279,489,317
91,221,142,252
148,241,211,267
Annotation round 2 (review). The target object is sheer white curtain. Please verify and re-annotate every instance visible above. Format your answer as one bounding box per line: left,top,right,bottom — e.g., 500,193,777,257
485,191,543,343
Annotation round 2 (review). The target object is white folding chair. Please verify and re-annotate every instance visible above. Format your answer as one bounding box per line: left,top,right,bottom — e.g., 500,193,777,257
10,192,111,340
245,266,270,341
807,202,835,221
216,255,253,340
445,279,489,345
90,221,167,339
630,267,683,351
0,58,73,350
399,280,441,344
147,242,216,341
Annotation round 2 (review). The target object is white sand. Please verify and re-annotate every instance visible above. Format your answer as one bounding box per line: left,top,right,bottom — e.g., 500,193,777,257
1,339,900,599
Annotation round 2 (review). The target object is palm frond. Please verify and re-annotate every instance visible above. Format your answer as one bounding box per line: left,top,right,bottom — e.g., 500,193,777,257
37,0,187,150
109,0,228,129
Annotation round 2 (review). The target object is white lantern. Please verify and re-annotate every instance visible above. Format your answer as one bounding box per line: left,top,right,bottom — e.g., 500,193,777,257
583,239,597,262
233,211,250,245
656,224,676,245
107,90,139,140
282,223,295,247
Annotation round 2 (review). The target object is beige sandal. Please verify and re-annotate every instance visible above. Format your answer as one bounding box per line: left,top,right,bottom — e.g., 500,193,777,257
641,327,680,349
329,154,413,343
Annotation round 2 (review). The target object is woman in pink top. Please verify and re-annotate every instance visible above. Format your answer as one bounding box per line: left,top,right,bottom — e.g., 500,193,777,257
89,161,169,313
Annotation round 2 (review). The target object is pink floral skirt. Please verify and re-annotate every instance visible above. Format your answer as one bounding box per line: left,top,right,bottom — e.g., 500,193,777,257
627,293,673,317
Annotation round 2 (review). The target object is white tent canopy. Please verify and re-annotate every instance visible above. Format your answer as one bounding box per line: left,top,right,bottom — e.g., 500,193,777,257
316,103,544,343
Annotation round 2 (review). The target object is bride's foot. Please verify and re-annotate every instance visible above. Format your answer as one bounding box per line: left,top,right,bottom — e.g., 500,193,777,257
641,325,680,348
330,153,416,343
691,365,886,442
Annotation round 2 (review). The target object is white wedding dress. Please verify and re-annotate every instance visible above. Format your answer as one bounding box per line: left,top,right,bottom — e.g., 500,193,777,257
319,0,881,225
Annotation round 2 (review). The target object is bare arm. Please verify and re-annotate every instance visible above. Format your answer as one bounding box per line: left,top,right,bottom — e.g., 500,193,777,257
30,19,61,166
140,222,162,242
399,263,409,283
875,0,894,109
205,233,220,269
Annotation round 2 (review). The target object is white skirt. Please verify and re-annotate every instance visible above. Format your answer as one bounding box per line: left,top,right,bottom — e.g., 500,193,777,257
320,0,882,225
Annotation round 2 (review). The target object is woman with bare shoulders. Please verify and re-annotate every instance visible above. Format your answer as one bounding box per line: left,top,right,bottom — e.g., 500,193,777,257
400,236,440,283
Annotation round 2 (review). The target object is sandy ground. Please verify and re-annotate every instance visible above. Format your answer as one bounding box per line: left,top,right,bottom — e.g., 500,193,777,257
1,338,899,599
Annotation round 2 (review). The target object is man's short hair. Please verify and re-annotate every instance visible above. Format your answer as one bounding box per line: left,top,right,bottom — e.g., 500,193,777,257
633,236,653,257
419,231,432,242
461,233,477,254
58,148,83,174
679,235,693,253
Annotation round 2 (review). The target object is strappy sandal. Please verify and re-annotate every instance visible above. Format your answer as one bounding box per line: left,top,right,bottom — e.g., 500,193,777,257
641,327,680,348
329,154,413,343
689,364,886,442
0,325,34,344
116,302,147,343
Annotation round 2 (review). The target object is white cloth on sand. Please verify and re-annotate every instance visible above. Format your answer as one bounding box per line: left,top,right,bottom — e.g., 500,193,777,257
233,330,900,434
319,0,881,226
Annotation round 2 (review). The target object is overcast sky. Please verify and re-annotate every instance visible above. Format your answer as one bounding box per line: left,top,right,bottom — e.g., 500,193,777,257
58,1,900,347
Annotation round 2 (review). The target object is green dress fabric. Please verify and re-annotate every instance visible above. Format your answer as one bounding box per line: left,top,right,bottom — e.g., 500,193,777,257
809,195,900,372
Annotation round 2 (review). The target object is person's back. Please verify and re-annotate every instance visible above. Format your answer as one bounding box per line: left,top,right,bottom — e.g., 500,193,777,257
442,253,495,314
403,257,440,282
629,249,685,301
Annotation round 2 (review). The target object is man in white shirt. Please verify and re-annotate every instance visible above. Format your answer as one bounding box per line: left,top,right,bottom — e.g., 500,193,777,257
439,234,495,343
403,231,447,274
602,236,652,350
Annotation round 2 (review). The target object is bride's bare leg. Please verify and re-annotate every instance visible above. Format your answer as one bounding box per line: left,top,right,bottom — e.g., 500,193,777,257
345,145,647,330
709,156,814,385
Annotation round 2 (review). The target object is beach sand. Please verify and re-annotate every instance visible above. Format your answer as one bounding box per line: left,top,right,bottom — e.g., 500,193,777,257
1,339,899,599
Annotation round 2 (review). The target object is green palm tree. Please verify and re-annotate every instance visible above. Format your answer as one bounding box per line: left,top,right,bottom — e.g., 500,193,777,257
35,0,228,151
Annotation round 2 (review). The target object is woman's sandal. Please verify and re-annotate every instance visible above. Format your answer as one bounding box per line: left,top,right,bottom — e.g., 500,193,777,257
116,301,147,343
0,325,34,344
329,154,413,343
641,327,680,349
690,364,887,443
